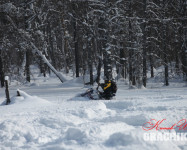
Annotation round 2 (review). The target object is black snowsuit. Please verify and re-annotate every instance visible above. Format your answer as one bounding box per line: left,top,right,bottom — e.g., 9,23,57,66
99,80,113,100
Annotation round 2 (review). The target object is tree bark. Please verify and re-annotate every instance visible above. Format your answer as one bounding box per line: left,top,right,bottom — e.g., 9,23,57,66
120,44,125,78
5,79,10,105
162,1,169,86
180,0,187,80
142,0,147,87
88,39,93,85
25,50,30,82
96,41,102,84
164,53,169,86
129,20,134,85
48,26,56,69
74,20,79,77
150,55,154,78
24,1,31,82
0,53,4,87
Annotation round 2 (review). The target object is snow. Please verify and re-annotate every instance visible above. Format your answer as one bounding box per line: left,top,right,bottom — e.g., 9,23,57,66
5,76,9,81
0,74,187,150
106,46,111,51
105,132,134,147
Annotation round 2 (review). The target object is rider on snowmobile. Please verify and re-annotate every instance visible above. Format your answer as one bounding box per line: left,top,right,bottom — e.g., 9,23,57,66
98,80,117,100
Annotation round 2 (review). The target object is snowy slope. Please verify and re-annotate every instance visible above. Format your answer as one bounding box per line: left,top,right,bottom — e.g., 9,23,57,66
0,76,187,150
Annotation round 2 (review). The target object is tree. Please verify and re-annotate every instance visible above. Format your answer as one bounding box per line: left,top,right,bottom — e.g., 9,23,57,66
0,0,186,87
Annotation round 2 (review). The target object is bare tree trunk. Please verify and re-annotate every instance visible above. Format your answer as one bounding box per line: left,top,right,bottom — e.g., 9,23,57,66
143,49,147,86
5,79,10,105
60,17,69,74
48,27,56,69
164,53,169,86
72,2,80,78
39,58,46,77
25,50,30,82
180,0,187,81
181,48,187,80
162,1,169,86
129,20,134,85
74,20,79,77
142,0,147,87
89,61,93,85
96,41,102,84
24,1,31,82
103,43,112,80
128,1,136,85
120,43,125,78
150,55,154,78
175,52,179,74
88,39,93,85
0,51,4,87
132,68,136,85
96,59,102,83
124,60,127,79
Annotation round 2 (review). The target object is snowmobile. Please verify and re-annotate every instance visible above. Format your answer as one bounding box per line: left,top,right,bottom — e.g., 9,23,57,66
78,88,100,100
78,80,117,100
77,88,113,100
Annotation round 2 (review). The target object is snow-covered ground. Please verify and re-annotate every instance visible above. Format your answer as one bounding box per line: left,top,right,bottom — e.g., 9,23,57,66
0,73,187,150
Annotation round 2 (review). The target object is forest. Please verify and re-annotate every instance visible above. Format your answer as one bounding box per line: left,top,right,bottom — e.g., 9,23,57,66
0,0,187,87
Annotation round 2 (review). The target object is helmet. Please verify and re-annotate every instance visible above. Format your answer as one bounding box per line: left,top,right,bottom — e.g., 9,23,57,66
105,80,111,83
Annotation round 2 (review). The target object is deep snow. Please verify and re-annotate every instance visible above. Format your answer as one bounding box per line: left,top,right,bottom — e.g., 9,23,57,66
0,74,187,150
